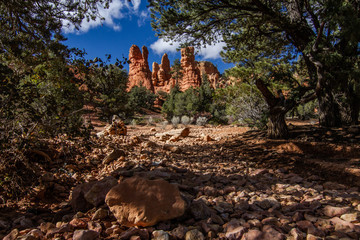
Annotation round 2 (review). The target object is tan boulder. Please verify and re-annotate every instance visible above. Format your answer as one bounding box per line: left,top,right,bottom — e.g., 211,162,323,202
102,149,126,164
169,135,181,142
185,229,205,240
129,135,142,145
105,176,186,227
3,229,19,240
155,127,190,140
203,135,214,142
323,205,351,217
73,230,99,240
163,144,182,153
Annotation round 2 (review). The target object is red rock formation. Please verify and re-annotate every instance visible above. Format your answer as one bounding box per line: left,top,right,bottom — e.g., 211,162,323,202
152,62,160,86
153,53,173,93
128,45,221,93
128,45,154,92
159,53,171,86
179,46,201,91
197,61,221,88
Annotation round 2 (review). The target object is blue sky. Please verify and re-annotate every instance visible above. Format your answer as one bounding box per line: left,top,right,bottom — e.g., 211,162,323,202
62,0,233,74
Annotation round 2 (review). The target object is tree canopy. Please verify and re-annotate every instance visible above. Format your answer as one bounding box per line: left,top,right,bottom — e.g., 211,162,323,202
150,0,360,132
0,0,117,145
1,0,113,65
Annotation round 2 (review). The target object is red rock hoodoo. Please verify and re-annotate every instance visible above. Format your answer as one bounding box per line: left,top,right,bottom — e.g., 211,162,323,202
179,46,201,91
152,53,174,93
128,45,154,92
152,62,160,86
159,53,171,86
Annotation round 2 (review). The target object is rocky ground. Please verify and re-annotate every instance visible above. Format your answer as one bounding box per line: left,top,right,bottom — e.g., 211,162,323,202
1,122,360,240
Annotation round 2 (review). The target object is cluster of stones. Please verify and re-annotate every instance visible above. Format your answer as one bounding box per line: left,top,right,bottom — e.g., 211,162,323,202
96,118,127,138
128,45,221,93
3,126,360,240
5,166,360,240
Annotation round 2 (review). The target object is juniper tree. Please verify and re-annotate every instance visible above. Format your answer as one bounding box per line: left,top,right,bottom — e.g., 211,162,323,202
149,0,360,137
0,0,116,142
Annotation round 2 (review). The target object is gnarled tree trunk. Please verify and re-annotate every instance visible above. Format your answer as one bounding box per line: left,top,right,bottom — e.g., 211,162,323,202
347,85,360,125
268,107,289,139
317,86,342,127
256,79,293,139
308,22,342,127
350,100,360,125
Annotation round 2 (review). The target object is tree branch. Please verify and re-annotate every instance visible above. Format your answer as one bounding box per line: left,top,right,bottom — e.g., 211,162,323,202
299,92,317,104
313,21,325,52
304,0,320,30
255,79,278,107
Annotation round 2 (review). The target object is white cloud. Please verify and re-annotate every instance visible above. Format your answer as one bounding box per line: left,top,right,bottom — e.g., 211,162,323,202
62,0,144,34
198,42,226,59
137,10,149,27
131,0,141,11
150,38,226,60
150,39,181,55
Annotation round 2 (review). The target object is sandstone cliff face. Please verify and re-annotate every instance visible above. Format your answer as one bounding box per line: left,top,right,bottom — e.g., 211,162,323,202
179,47,201,91
129,45,221,93
197,61,221,88
152,62,160,86
128,45,154,92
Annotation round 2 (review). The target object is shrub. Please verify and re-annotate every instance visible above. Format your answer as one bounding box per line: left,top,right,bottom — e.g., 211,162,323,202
196,116,208,126
161,85,181,119
171,116,180,128
161,77,219,122
147,116,155,126
130,119,137,126
85,65,128,121
213,82,268,129
127,86,157,114
160,120,169,130
181,115,191,125
190,117,194,124
0,55,87,199
232,93,268,129
292,100,318,120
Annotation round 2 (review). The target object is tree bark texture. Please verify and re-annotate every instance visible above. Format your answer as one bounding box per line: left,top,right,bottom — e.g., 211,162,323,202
347,85,360,125
256,79,291,139
311,59,342,127
350,100,360,125
316,87,342,127
268,109,289,139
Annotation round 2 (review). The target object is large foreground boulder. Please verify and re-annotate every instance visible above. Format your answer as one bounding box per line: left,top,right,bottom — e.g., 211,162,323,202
105,176,186,227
